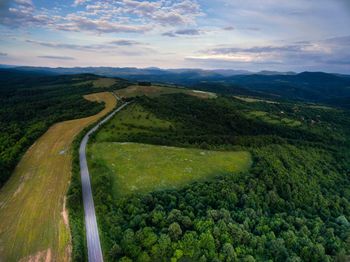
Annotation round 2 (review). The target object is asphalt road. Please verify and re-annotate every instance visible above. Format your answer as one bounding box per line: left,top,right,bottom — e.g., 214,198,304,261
80,102,130,262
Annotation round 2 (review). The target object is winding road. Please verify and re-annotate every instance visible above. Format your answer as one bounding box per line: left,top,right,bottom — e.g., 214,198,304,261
80,101,130,262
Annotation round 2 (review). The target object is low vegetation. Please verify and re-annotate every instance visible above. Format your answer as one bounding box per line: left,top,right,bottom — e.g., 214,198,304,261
88,142,251,197
92,78,119,88
115,84,216,99
245,111,302,127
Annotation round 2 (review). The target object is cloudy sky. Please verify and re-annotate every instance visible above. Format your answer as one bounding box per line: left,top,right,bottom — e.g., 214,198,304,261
0,0,349,73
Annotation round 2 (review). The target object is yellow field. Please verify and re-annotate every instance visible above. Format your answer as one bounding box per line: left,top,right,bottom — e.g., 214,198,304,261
0,92,117,261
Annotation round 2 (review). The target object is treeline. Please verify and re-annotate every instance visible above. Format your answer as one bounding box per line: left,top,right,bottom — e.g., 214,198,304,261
94,146,350,261
89,93,350,261
100,94,348,149
0,71,129,187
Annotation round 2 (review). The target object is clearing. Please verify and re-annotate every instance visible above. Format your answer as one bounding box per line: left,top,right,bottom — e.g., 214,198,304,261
116,85,217,99
92,78,118,88
88,142,251,197
94,103,173,142
234,96,278,104
73,77,119,88
0,92,117,261
245,110,302,127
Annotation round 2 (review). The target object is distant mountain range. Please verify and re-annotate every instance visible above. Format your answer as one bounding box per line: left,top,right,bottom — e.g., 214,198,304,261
0,64,297,78
1,65,349,109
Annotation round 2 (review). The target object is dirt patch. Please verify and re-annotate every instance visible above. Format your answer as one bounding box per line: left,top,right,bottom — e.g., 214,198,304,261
61,197,69,227
64,244,72,262
19,248,51,262
13,182,24,198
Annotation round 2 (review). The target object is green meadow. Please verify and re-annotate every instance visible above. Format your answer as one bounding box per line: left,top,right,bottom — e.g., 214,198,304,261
93,103,174,142
87,142,251,197
245,110,302,127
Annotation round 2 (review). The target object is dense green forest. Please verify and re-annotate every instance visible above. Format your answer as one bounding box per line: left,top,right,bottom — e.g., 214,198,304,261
0,70,129,187
88,94,350,261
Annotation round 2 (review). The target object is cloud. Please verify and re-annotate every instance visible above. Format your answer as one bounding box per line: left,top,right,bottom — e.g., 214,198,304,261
120,0,202,25
175,29,201,35
74,0,88,6
203,44,310,55
38,55,75,60
163,28,202,37
109,40,144,46
325,35,350,45
26,39,147,51
244,27,261,31
190,36,350,73
0,0,202,34
0,52,8,56
26,39,89,50
55,15,151,33
162,32,176,37
223,26,235,31
14,0,33,7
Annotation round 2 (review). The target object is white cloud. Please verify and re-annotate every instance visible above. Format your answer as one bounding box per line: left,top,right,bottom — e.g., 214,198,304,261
74,0,89,6
0,0,202,34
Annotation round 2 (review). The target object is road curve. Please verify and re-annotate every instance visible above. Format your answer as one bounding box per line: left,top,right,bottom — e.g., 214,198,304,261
79,101,130,262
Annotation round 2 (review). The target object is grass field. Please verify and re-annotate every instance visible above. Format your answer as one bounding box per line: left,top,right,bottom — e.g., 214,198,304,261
116,85,217,99
94,103,173,142
88,142,251,197
245,110,302,127
92,78,118,88
0,92,117,261
73,77,118,88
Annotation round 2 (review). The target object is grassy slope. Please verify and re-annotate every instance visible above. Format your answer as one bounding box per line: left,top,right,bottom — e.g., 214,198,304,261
94,103,173,142
88,142,251,197
0,92,117,261
116,85,217,99
74,77,119,88
245,111,302,127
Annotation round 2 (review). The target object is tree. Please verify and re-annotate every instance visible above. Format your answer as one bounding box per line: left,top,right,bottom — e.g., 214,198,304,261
169,222,182,241
222,243,236,262
199,231,216,259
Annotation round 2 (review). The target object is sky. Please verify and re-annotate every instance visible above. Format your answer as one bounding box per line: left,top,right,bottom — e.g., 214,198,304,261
0,0,350,73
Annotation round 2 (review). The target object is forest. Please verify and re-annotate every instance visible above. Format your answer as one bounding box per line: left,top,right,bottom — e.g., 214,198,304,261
86,93,350,261
0,70,129,187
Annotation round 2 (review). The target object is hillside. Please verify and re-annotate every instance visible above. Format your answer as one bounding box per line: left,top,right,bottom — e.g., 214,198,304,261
0,72,349,261
6,66,350,109
0,70,129,187
84,90,350,261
